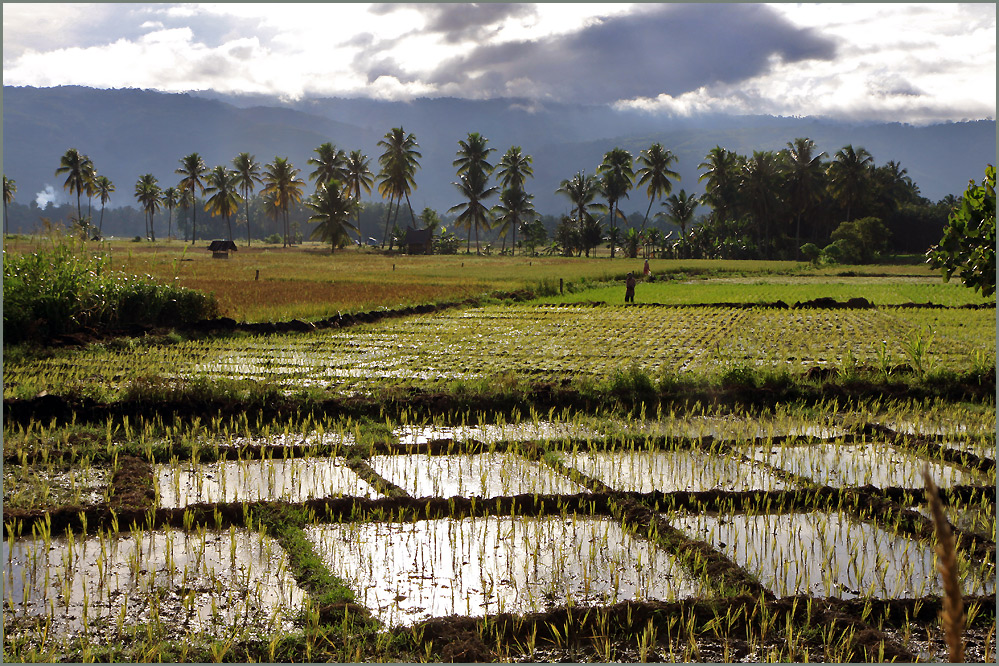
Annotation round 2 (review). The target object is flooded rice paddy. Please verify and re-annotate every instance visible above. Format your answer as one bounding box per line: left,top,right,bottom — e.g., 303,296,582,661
155,457,380,507
6,304,994,396
566,449,795,493
368,453,586,498
3,410,995,659
669,510,996,599
3,528,304,640
744,442,990,488
306,515,709,627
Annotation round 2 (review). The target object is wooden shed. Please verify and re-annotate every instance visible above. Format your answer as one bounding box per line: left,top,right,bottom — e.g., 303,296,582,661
207,240,238,258
404,227,433,255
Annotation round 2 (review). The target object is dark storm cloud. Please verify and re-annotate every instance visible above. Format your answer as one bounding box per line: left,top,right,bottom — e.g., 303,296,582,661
407,4,838,103
370,3,537,43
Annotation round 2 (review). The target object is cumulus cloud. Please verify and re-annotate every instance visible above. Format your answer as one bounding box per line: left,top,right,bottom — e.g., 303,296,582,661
2,3,994,124
375,4,837,103
370,3,536,43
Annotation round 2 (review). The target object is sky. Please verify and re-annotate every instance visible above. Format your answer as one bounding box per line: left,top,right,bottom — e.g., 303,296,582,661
2,3,996,125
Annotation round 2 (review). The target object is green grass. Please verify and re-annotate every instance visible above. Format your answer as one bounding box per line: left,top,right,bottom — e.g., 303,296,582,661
3,235,219,343
540,276,996,307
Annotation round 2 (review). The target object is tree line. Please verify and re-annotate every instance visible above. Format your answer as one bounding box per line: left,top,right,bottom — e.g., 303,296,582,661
2,131,967,261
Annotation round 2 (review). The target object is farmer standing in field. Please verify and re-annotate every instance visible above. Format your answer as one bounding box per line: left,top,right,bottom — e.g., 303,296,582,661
625,272,636,303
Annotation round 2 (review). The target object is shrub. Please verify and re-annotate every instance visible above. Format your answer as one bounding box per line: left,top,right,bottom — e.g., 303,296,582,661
927,165,996,297
3,236,219,344
829,216,892,264
800,242,822,266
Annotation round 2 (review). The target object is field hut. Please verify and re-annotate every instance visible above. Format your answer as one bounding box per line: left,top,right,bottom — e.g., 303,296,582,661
207,239,238,259
404,227,433,255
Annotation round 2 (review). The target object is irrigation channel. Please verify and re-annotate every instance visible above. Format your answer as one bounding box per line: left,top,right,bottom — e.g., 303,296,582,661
2,299,996,662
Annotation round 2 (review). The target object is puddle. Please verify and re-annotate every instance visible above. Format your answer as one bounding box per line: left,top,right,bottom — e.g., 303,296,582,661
2,528,305,644
668,511,996,599
566,450,795,494
393,422,600,445
2,465,109,509
156,457,380,508
368,453,587,498
306,515,708,627
744,442,987,488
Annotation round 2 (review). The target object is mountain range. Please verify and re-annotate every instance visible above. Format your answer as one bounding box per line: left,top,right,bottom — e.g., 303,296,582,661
3,85,995,217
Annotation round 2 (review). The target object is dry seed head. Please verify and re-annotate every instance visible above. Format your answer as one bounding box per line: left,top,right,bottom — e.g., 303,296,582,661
923,465,965,663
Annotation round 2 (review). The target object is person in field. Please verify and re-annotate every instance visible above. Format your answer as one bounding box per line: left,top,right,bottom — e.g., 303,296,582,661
643,258,650,276
625,272,636,303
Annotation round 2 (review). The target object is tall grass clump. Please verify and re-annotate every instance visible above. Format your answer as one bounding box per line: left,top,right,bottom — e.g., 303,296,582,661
3,236,219,344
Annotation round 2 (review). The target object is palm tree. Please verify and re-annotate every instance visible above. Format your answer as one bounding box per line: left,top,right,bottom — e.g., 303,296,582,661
262,157,306,247
95,175,115,238
496,146,534,254
55,148,94,224
261,190,281,239
3,175,16,236
82,161,98,224
635,143,680,232
662,189,699,238
232,152,262,247
872,159,918,215
497,146,533,191
557,171,607,256
307,178,360,254
134,174,162,241
491,186,535,254
454,132,495,179
449,167,497,254
160,186,178,240
698,146,741,223
740,151,782,256
597,148,634,257
452,133,496,253
344,150,374,243
308,142,348,191
204,165,242,242
377,127,421,247
176,153,208,244
177,188,194,241
782,138,827,259
827,144,874,222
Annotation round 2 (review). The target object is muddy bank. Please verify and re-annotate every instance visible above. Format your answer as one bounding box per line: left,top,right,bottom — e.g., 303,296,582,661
400,593,995,663
5,373,995,428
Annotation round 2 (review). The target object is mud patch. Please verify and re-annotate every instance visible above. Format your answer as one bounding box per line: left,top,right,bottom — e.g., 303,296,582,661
3,464,109,509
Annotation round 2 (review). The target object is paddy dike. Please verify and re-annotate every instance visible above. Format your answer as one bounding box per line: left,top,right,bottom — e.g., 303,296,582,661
5,370,996,428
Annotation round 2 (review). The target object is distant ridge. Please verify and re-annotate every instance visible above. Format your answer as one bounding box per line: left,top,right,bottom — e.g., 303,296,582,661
3,85,995,213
